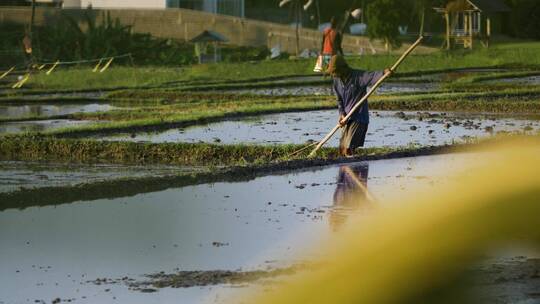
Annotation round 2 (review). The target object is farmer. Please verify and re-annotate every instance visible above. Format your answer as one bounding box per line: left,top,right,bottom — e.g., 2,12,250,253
328,55,391,157
22,31,34,69
320,17,343,69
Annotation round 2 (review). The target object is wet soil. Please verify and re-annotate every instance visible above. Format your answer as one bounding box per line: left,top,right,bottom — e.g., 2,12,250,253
472,257,540,304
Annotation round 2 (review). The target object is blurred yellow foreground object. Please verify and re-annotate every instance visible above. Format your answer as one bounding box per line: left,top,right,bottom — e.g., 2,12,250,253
241,138,540,304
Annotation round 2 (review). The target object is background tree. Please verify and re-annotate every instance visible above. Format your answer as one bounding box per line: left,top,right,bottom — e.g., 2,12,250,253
505,0,540,40
366,0,411,51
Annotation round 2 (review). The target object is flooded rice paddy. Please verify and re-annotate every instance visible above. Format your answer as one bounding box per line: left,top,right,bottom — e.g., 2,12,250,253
0,152,489,304
0,161,198,194
104,110,540,148
1,152,537,303
0,119,96,134
485,75,540,85
0,103,115,119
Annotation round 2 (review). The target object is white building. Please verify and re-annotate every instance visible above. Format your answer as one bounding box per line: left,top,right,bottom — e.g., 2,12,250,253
62,0,245,17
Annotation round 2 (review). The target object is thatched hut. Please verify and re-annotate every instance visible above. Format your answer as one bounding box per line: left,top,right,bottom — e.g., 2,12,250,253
434,0,510,49
190,30,228,64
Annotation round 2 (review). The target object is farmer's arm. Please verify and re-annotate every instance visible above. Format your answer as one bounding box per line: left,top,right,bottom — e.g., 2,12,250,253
359,69,391,87
334,82,346,126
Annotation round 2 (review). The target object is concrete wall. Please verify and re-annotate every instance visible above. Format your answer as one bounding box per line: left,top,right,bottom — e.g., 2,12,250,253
0,7,433,55
76,0,167,9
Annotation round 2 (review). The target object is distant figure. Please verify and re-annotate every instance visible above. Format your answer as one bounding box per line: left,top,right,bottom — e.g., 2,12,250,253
327,55,391,157
320,17,343,69
22,31,33,69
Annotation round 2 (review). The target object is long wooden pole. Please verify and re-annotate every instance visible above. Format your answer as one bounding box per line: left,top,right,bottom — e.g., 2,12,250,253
308,36,424,157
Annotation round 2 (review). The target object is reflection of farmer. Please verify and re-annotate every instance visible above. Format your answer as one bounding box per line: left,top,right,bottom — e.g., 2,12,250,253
320,17,343,69
328,55,391,157
330,164,372,231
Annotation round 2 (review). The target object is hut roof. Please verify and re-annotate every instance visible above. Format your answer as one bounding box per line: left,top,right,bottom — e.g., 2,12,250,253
189,30,228,43
435,0,511,13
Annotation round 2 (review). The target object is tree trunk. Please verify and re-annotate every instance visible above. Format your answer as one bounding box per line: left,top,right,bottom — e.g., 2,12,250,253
419,5,426,36
295,1,300,56
30,0,36,39
315,0,321,28
445,12,451,50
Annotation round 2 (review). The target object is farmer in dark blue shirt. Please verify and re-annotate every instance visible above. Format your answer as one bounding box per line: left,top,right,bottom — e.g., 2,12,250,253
327,55,391,157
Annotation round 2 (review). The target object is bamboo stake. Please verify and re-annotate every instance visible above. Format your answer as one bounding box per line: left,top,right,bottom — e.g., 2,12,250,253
46,60,59,75
287,142,318,158
12,73,30,89
308,36,424,157
99,58,114,73
0,67,15,80
92,58,103,72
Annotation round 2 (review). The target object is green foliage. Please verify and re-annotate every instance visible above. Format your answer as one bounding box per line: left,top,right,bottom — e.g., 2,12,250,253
34,12,196,65
0,11,273,67
0,22,26,67
506,0,540,40
366,0,411,50
220,46,271,62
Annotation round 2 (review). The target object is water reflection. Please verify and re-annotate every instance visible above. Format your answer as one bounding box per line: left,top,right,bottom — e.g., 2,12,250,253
0,104,114,119
330,163,374,231
0,119,95,134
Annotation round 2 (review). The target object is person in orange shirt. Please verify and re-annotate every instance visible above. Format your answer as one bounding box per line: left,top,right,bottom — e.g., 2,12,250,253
321,17,343,69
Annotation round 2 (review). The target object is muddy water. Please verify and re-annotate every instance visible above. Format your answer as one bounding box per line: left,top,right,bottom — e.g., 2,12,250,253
0,91,104,100
485,75,540,85
228,82,436,96
0,153,497,304
0,103,115,119
0,161,198,193
0,119,96,134
104,110,540,147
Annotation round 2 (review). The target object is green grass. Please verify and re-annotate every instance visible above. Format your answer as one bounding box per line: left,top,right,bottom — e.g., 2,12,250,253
4,41,540,92
0,134,413,166
51,98,336,136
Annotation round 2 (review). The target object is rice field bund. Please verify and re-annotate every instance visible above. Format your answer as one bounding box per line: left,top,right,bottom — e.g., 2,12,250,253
1,40,540,304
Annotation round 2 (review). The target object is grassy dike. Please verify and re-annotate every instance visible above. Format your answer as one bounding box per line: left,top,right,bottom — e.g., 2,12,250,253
0,134,405,166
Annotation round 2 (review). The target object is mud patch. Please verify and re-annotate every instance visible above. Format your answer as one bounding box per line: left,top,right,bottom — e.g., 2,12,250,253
95,266,302,291
472,257,540,304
